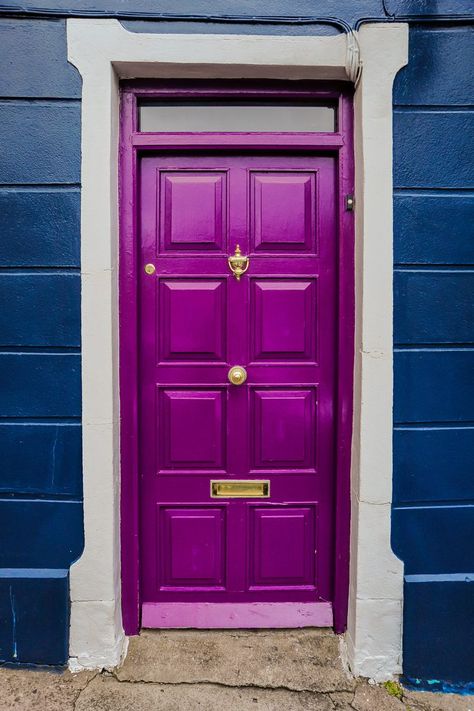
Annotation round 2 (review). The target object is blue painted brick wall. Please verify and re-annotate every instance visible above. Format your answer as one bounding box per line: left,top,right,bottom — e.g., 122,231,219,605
392,23,474,689
0,17,83,665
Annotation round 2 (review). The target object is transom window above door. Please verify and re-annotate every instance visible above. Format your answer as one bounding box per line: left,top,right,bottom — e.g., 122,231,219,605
138,100,337,133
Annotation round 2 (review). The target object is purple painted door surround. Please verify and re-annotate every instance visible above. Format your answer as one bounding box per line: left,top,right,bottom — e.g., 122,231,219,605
119,81,355,636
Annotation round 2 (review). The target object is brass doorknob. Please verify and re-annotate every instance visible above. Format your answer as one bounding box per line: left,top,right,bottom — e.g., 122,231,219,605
228,366,247,386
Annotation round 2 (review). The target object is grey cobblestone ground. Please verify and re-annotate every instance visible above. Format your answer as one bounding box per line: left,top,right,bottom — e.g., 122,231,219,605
0,630,472,711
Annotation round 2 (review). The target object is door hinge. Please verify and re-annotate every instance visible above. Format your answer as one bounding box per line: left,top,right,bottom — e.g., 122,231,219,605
345,194,355,212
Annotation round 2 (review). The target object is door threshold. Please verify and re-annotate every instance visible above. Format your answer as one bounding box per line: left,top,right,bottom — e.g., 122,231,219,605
141,602,333,629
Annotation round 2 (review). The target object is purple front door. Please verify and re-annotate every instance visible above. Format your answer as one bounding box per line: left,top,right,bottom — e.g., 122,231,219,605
139,152,338,627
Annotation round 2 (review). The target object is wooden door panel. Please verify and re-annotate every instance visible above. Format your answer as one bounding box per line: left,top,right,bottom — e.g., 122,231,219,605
251,388,316,471
159,507,227,589
249,506,316,588
250,278,317,362
158,388,227,472
159,278,227,362
159,170,228,253
250,171,317,253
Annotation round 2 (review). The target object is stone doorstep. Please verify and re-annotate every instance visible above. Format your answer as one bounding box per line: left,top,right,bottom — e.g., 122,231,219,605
77,676,338,711
116,628,353,692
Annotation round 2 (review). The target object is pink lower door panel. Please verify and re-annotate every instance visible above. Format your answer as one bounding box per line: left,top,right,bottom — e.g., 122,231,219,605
142,602,333,628
139,153,338,624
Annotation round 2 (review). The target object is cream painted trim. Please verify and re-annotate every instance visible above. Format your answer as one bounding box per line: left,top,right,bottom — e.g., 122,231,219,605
67,20,408,677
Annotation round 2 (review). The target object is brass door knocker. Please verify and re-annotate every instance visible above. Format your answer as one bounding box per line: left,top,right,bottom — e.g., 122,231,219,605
228,244,249,281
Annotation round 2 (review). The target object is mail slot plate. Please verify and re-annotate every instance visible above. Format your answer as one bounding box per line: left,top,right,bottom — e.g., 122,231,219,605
210,480,270,498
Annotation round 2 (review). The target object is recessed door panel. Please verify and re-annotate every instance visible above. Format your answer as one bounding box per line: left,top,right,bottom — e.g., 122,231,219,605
159,170,227,252
159,507,226,589
159,279,227,362
251,278,317,362
140,153,337,611
250,171,317,253
249,506,316,588
158,389,226,471
251,388,316,471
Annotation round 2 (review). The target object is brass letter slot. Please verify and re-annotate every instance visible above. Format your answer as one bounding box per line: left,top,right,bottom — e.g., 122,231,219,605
211,480,270,498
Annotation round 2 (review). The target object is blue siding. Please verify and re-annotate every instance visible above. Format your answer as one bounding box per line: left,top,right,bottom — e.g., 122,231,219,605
0,570,70,665
393,23,474,688
0,354,81,418
394,26,474,106
394,194,474,265
394,349,474,423
0,17,82,665
388,1,474,17
0,189,80,267
0,102,81,184
0,274,80,346
0,1,382,26
394,427,474,504
0,19,81,98
394,270,474,344
394,110,474,188
0,502,83,568
392,505,474,574
0,0,469,25
0,423,82,497
403,576,474,690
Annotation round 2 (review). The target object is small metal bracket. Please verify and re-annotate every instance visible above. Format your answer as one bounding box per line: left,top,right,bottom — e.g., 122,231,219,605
345,194,355,212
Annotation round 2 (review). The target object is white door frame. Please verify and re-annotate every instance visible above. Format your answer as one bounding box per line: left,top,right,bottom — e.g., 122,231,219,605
67,19,408,680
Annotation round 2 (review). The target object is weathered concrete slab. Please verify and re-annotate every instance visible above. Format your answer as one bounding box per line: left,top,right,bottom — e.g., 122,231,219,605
0,667,96,711
116,629,354,693
403,688,474,711
352,682,405,710
329,690,356,710
76,674,335,711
